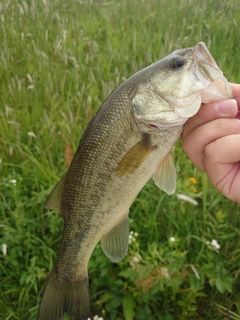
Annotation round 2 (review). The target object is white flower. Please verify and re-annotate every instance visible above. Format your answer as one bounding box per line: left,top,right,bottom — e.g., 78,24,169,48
161,267,170,279
177,194,198,206
169,237,175,242
132,256,140,263
9,179,17,186
129,230,138,244
211,239,220,250
130,254,142,268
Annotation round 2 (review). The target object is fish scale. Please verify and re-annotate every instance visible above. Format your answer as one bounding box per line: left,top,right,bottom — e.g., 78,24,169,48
37,42,232,320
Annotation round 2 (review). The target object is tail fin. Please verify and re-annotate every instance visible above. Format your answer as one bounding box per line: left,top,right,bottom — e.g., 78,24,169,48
37,272,90,320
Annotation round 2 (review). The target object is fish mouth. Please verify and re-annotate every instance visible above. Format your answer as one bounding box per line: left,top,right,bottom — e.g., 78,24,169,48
193,42,217,67
193,42,233,102
193,42,223,82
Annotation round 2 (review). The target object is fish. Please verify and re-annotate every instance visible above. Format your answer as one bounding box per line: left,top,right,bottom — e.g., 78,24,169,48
37,42,232,320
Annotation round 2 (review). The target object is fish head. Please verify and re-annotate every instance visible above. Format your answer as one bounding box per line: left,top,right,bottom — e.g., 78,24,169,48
132,42,232,131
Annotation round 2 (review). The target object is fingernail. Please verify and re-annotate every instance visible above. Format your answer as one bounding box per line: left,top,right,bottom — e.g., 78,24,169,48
215,99,237,116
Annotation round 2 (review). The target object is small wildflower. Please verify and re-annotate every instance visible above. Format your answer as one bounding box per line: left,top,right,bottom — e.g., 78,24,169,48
189,177,198,192
9,179,17,186
211,239,220,250
130,254,142,268
189,177,197,184
161,267,170,279
129,230,138,244
177,193,198,206
169,237,175,242
2,243,7,257
132,256,140,263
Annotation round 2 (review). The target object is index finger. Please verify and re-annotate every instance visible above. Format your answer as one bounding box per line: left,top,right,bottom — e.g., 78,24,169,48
182,98,238,140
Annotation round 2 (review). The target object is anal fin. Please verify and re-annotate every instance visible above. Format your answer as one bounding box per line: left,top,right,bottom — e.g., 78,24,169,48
44,171,68,212
101,215,129,263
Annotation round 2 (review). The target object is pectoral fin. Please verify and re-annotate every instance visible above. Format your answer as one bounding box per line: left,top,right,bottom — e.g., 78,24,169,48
44,171,68,212
101,215,129,263
153,154,177,195
117,133,156,176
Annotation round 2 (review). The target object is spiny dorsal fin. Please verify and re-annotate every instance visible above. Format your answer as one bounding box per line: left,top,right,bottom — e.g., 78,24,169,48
101,215,129,263
117,133,156,176
44,171,68,212
153,154,177,195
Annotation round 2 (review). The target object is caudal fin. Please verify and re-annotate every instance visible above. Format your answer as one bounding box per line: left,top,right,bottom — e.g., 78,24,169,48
37,272,90,320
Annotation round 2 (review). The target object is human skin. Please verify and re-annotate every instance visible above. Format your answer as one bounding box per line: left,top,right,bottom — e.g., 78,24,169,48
182,83,240,204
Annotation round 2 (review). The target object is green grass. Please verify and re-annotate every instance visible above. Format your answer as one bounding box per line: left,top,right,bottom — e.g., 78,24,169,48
1,0,240,319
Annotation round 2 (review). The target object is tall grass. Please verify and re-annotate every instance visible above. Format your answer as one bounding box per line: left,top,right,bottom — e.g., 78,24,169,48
1,0,240,319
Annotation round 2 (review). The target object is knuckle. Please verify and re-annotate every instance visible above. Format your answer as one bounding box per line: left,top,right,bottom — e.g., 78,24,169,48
204,143,214,160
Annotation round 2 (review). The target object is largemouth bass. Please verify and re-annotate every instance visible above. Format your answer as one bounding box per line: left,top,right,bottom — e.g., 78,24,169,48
37,42,232,320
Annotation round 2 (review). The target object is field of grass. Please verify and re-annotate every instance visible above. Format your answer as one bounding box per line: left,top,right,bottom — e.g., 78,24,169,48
1,0,240,319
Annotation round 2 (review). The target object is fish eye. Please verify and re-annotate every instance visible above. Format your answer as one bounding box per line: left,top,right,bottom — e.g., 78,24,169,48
169,57,185,69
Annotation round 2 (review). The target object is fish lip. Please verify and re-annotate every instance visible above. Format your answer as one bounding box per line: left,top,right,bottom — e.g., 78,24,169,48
193,42,215,65
193,42,233,101
192,42,222,81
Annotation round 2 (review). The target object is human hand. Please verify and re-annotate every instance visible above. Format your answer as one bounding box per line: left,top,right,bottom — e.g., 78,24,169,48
182,83,240,203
